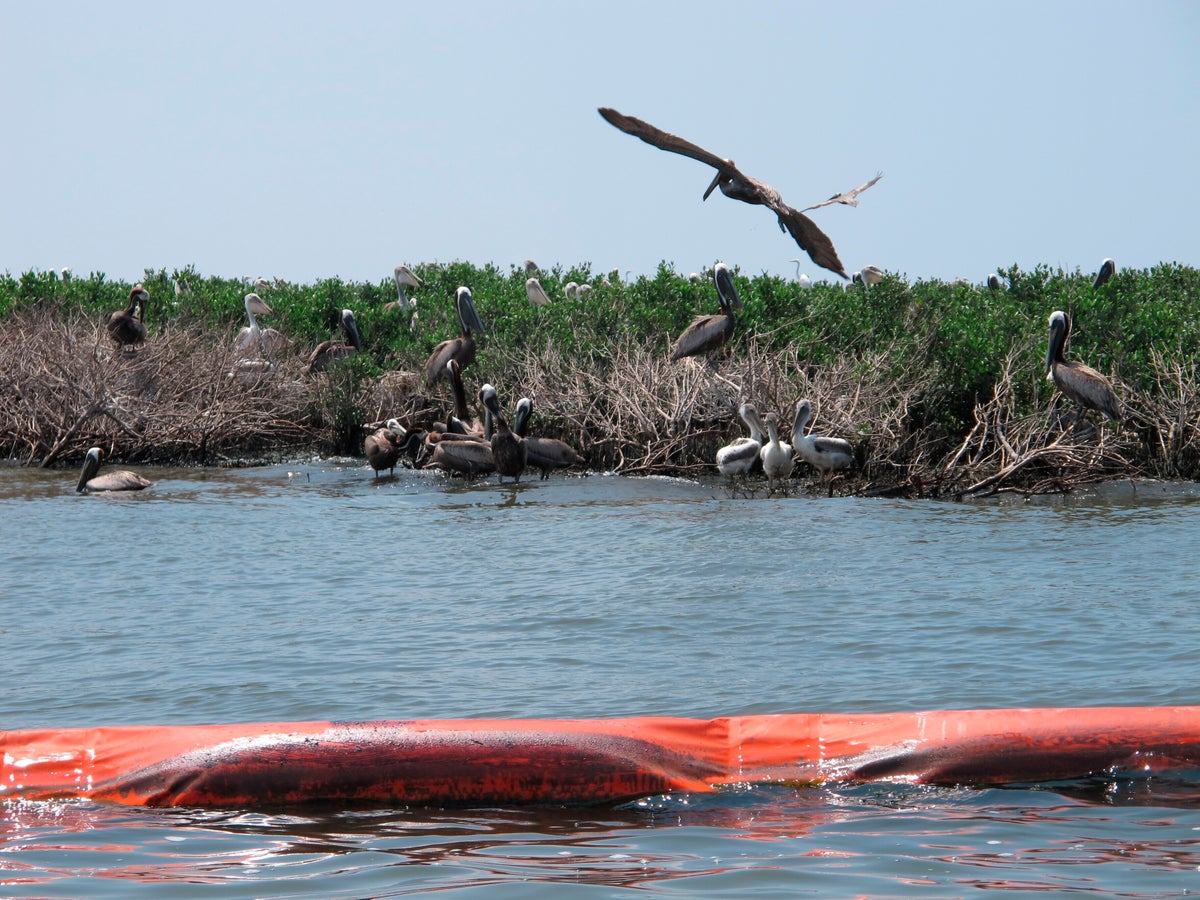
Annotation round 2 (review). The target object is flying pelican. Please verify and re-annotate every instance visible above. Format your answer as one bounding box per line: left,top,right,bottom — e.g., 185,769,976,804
791,399,854,496
424,287,486,384
1045,310,1121,424
305,308,362,374
385,265,421,312
75,447,153,493
986,273,1004,291
758,412,794,494
105,285,149,348
526,277,553,307
671,262,742,362
512,397,587,479
364,418,406,478
800,172,884,212
235,293,289,358
715,401,765,485
1093,257,1116,290
598,107,858,279
480,384,527,483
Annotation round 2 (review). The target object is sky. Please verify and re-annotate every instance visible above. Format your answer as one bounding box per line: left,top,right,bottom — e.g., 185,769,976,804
3,1,1198,287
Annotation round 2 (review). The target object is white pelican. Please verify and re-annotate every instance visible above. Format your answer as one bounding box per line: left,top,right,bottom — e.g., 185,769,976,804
791,399,854,496
1045,310,1121,424
598,107,857,279
76,447,153,493
106,285,148,348
759,412,794,494
715,401,765,485
526,277,553,307
671,262,742,361
306,309,362,374
1093,258,1116,290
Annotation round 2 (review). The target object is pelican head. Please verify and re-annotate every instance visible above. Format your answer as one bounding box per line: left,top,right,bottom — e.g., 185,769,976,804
1094,258,1116,290
986,273,1003,291
479,383,501,418
713,262,743,310
385,417,405,436
455,286,486,335
1045,310,1070,377
76,447,103,492
702,163,734,201
245,292,272,316
394,264,421,290
524,259,540,276
340,308,362,350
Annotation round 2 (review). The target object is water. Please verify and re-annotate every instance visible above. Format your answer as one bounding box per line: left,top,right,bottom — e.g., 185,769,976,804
4,461,1200,896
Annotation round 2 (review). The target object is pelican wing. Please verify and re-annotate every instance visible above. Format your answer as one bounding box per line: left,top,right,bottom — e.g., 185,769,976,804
670,313,733,361
424,338,461,384
801,172,883,212
598,107,743,181
775,206,848,280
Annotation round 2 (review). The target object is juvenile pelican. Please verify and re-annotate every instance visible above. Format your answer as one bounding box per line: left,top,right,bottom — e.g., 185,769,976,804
480,384,527,483
106,285,149,348
235,292,289,358
715,401,765,484
800,172,884,212
791,399,854,496
671,262,742,361
758,412,794,494
424,287,486,384
526,277,553,307
75,447,153,493
364,418,406,478
1045,310,1121,423
1093,258,1116,290
524,259,540,276
564,281,580,300
858,265,886,286
306,308,362,374
598,107,857,279
385,264,421,312
512,397,588,479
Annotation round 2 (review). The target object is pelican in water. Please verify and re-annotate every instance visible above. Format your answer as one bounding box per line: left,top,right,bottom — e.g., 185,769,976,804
759,412,794,494
715,401,765,485
480,384,527,483
791,399,854,496
385,265,421,312
800,172,884,212
526,277,553,307
364,418,406,478
986,273,1004,291
76,447,153,493
512,397,587,479
671,262,742,362
1093,257,1116,290
424,286,487,385
424,434,495,479
598,107,868,279
235,293,289,358
305,308,362,374
106,285,149,348
1045,310,1121,424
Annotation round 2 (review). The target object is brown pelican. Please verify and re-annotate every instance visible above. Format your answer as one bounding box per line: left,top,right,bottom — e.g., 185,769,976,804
526,277,553,307
235,293,289,358
512,397,587,479
1045,310,1121,424
715,401,765,485
425,436,495,479
424,287,486,385
305,308,362,374
671,262,742,362
76,447,153,493
445,358,484,436
791,399,854,496
105,285,149,348
1093,257,1116,290
598,107,853,279
385,265,421,312
800,172,884,212
758,412,794,494
986,273,1004,291
364,418,406,478
480,384,527,483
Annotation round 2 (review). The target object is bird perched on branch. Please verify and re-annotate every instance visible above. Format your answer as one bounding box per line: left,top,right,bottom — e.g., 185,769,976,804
106,285,149,348
598,107,878,280
1044,310,1121,425
671,262,742,362
424,287,486,384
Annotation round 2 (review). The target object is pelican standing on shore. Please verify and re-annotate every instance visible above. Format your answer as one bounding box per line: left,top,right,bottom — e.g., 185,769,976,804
598,107,866,279
424,287,486,385
306,308,362,373
791,399,854,496
512,397,587,479
671,262,742,362
106,285,149,348
759,412,794,494
1044,310,1121,424
715,401,765,485
75,447,154,493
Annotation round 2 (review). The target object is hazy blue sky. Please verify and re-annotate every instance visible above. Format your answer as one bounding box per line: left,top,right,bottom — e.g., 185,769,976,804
4,1,1197,286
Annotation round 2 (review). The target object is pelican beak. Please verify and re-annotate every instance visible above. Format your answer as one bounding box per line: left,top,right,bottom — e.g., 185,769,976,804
702,170,724,201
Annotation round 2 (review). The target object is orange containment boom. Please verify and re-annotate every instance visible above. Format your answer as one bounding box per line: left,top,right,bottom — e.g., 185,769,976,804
4,707,1200,808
